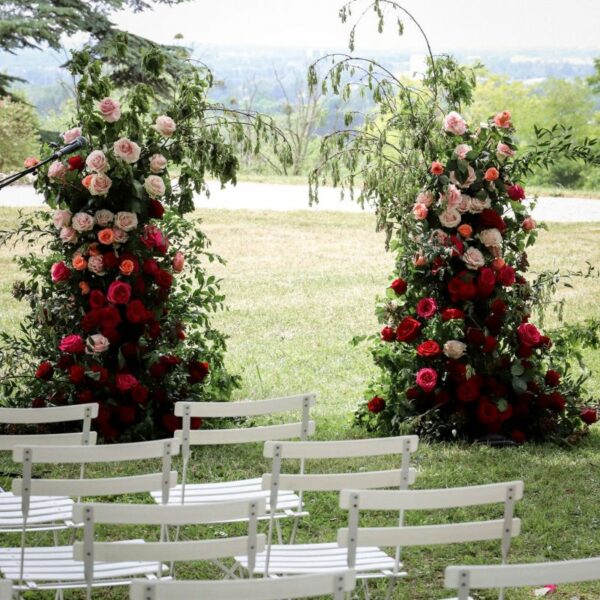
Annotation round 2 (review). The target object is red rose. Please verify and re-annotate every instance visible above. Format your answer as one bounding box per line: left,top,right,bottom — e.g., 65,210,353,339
149,198,165,219
442,308,464,321
482,336,497,353
35,360,54,381
511,429,526,444
406,387,421,400
466,328,486,346
103,251,119,270
162,413,181,433
457,378,481,402
32,398,45,408
131,384,149,404
497,265,516,287
416,297,437,319
367,396,385,414
147,321,161,339
142,258,160,275
155,270,173,289
396,317,422,343
99,306,121,329
88,364,108,383
160,355,182,368
540,335,552,349
517,344,533,358
416,340,441,358
77,390,94,404
51,261,71,283
381,326,395,342
490,298,507,315
68,365,86,384
191,417,203,429
435,390,450,405
484,314,503,335
59,334,85,354
477,267,496,297
545,370,561,387
506,184,526,201
447,361,467,382
478,209,506,233
390,278,407,295
57,355,75,370
81,310,102,332
176,324,186,340
121,343,139,361
477,400,499,424
107,281,132,304
116,373,139,392
133,277,147,296
150,362,168,378
550,392,566,412
89,290,107,309
116,405,137,424
188,360,210,383
415,367,437,393
67,155,85,171
581,407,598,425
517,323,542,347
101,327,120,344
450,235,464,257
126,300,149,324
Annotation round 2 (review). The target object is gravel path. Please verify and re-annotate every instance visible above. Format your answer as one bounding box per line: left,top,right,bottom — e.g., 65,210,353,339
1,182,599,222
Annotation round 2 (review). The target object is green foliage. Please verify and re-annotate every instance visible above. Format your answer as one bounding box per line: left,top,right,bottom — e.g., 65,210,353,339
0,95,39,172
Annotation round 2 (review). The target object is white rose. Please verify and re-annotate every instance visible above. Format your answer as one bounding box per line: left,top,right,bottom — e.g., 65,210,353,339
86,150,109,173
113,138,141,164
439,208,461,229
462,247,486,270
457,194,471,213
53,209,72,229
479,228,503,249
114,211,138,232
468,196,491,214
112,228,129,244
87,255,105,275
443,340,467,360
144,175,166,198
149,154,168,173
94,209,114,227
154,115,176,137
71,212,95,233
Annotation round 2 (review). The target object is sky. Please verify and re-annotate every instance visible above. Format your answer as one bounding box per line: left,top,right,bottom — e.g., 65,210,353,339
113,0,600,53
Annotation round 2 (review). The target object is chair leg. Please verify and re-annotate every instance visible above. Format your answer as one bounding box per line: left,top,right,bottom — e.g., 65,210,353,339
361,578,371,600
289,516,300,544
275,520,283,545
384,576,397,600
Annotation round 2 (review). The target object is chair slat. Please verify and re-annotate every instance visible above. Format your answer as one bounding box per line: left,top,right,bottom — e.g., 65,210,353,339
182,421,315,446
0,580,11,600
263,435,419,459
129,571,356,600
0,432,97,451
72,497,267,525
13,472,176,498
445,557,600,589
263,468,417,492
12,438,180,463
0,404,98,424
338,518,521,547
339,482,523,510
175,394,316,418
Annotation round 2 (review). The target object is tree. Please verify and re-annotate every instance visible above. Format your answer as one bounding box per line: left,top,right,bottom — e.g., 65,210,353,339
0,95,39,172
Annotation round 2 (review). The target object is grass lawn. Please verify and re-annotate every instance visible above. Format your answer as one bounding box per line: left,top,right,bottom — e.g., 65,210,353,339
0,208,600,598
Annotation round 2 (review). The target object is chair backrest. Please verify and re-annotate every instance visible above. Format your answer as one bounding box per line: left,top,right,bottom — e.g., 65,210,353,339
445,556,600,600
73,498,267,587
337,481,524,570
0,403,98,450
129,570,356,600
0,580,11,600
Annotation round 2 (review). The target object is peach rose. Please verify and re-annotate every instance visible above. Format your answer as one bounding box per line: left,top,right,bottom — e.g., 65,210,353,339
98,228,114,245
468,197,491,214
94,209,114,227
493,111,512,128
72,255,87,271
79,281,90,295
522,217,536,231
492,258,506,271
172,251,185,273
496,142,515,159
430,161,444,175
416,191,434,207
115,211,138,232
59,226,78,244
24,156,39,168
149,154,168,173
88,243,101,257
112,228,129,244
86,333,110,354
480,228,503,249
53,209,72,229
439,208,461,229
119,259,135,276
98,97,121,123
413,203,428,220
154,115,176,137
86,150,109,173
443,340,467,359
87,254,105,275
414,254,427,267
144,175,166,198
484,167,499,182
454,144,472,160
443,111,467,135
62,127,82,144
48,160,67,181
449,165,477,189
113,138,141,164
71,212,94,233
457,224,473,238
462,246,485,270
88,173,112,196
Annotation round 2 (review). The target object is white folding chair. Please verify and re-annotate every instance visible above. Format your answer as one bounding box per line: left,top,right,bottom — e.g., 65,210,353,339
0,580,12,600
0,438,179,595
445,556,600,600
152,394,316,543
235,436,419,585
130,570,356,600
0,403,98,535
338,481,523,599
73,497,267,599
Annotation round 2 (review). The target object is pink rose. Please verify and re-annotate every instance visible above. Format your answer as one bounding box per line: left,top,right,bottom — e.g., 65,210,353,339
87,255,105,275
443,340,467,359
62,127,82,144
59,226,78,244
443,111,467,136
94,209,114,227
53,209,72,229
416,191,434,207
144,175,166,198
462,247,485,270
416,367,438,393
59,334,85,354
449,165,477,189
51,261,71,283
107,280,132,304
154,115,176,137
86,334,110,354
446,184,462,208
416,297,437,319
149,154,168,173
71,212,94,233
112,228,129,244
522,217,536,231
454,144,472,160
24,156,39,168
113,138,141,164
468,197,491,214
86,150,109,173
431,229,449,245
98,97,121,123
439,208,461,229
412,203,428,220
88,173,112,196
479,228,503,249
48,160,67,181
115,211,138,232
456,194,470,213
518,323,542,347
496,142,515,159
172,251,185,273
116,373,139,392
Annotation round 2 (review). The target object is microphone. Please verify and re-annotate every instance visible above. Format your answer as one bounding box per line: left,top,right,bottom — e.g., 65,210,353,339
54,136,88,158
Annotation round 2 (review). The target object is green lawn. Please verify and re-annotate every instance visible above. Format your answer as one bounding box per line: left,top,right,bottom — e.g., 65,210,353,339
1,208,600,598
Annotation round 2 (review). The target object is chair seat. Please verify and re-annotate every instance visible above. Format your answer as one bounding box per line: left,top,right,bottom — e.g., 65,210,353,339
0,492,74,531
0,543,164,589
151,477,303,519
236,542,398,577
